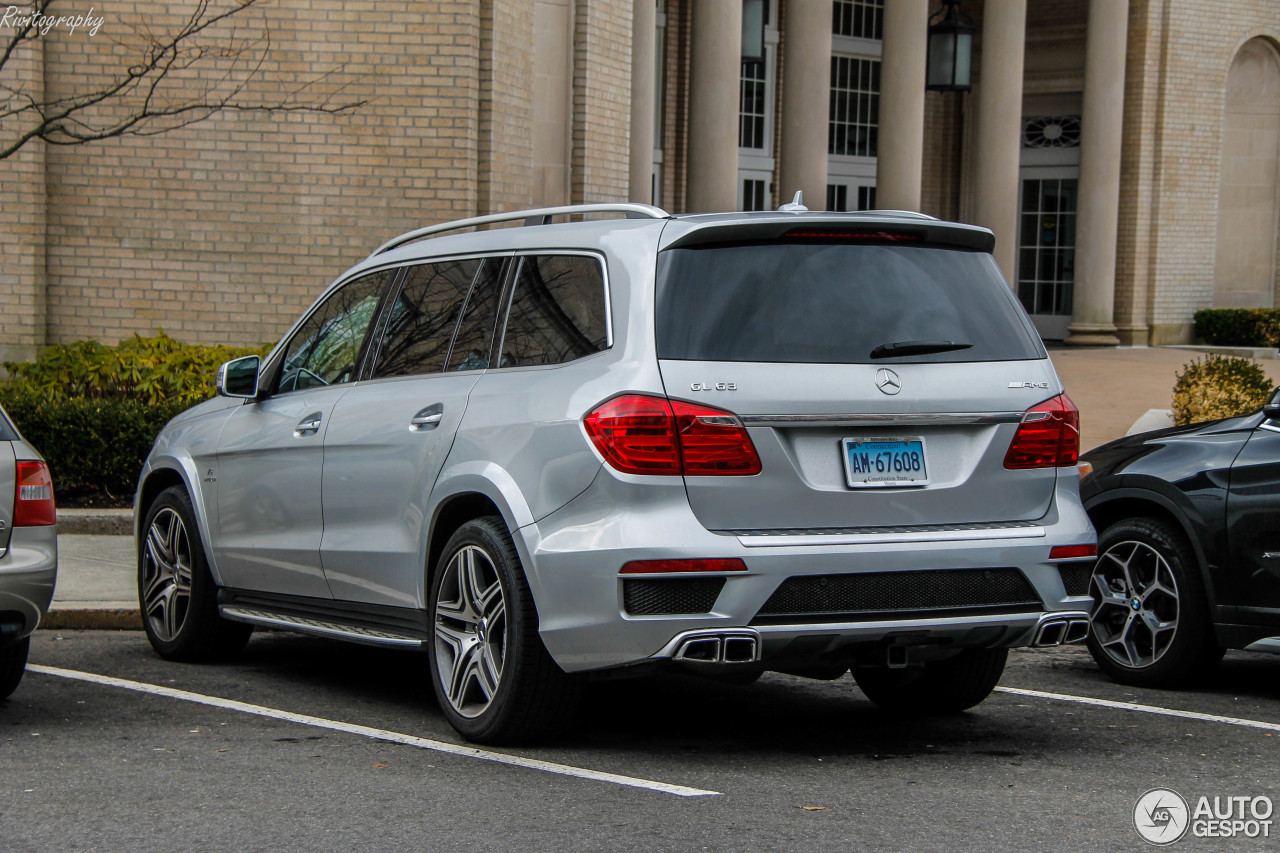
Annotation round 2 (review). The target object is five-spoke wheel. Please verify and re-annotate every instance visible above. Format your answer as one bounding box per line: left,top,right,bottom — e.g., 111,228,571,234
427,517,581,743
1086,517,1222,687
138,486,252,660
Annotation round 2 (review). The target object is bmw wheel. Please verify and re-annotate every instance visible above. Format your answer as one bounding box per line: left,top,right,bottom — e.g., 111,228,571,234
139,486,252,661
428,516,580,744
1086,517,1222,687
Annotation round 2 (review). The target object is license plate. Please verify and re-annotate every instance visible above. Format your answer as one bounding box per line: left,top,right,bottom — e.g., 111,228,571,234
842,438,929,488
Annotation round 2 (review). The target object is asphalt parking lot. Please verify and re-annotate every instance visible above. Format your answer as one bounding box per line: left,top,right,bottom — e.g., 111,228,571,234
3,630,1277,851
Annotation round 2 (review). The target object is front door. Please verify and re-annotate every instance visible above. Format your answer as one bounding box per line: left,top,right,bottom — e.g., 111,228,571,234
1225,422,1280,621
214,268,394,598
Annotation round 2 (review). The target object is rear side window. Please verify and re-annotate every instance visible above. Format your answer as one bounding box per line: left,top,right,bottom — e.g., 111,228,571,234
498,255,608,368
277,269,392,393
373,259,482,378
655,243,1043,364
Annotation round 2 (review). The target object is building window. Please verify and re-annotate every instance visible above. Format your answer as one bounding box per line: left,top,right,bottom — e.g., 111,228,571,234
739,59,767,149
826,183,876,212
1017,178,1078,317
743,179,768,211
829,56,879,157
1022,116,1082,150
832,0,883,41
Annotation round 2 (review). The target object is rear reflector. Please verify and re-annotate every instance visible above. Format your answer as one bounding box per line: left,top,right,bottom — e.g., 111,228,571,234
620,558,748,575
584,394,761,476
1004,394,1080,469
1049,544,1097,560
14,460,56,527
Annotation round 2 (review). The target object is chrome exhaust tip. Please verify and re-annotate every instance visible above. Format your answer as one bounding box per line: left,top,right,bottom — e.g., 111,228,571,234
670,629,761,664
1035,621,1067,647
1064,619,1090,644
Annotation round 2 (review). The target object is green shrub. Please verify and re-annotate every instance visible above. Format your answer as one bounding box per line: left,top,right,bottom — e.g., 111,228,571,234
1193,308,1280,348
1,391,188,496
1172,353,1274,426
2,331,270,407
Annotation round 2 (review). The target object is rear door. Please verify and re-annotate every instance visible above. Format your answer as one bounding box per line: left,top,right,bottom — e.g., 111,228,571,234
654,234,1062,531
1224,421,1280,619
319,256,505,607
215,268,395,598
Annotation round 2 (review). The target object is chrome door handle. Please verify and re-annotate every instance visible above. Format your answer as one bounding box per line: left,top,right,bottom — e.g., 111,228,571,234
295,412,323,436
410,404,444,431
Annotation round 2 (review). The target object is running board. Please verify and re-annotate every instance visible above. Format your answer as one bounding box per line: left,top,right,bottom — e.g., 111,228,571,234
220,605,426,648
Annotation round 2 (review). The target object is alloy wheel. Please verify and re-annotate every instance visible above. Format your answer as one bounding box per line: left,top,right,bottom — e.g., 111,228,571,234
1089,539,1180,669
141,507,194,642
433,545,507,719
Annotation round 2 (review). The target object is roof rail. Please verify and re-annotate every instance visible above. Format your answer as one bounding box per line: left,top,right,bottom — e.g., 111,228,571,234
369,203,671,258
862,209,940,221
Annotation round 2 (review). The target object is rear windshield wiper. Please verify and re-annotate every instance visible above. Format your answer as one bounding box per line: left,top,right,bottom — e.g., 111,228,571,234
868,340,973,359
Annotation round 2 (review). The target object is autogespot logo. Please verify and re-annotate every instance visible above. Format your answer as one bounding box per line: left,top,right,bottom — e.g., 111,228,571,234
1134,788,1190,846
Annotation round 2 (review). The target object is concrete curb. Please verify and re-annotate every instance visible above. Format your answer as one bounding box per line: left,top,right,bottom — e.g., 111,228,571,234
57,508,133,536
43,608,142,630
1161,344,1278,360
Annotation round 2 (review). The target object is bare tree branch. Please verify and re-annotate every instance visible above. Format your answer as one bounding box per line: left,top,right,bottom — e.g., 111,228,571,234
0,0,366,160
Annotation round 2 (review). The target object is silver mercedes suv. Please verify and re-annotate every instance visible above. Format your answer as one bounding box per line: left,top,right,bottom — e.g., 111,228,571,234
136,202,1096,743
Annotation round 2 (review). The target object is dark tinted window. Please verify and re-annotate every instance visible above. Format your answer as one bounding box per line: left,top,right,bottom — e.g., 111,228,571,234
498,255,608,368
373,259,481,378
445,258,504,372
277,270,391,393
655,243,1042,364
0,408,18,441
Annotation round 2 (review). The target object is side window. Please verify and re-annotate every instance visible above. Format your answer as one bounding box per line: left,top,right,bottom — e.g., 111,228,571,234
373,259,481,378
276,270,391,394
499,255,608,368
444,257,504,372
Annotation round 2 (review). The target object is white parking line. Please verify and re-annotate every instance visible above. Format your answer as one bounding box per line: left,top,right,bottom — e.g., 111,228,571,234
996,686,1280,733
28,664,721,798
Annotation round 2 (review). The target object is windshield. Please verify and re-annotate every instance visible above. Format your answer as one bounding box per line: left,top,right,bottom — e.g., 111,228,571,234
655,242,1044,364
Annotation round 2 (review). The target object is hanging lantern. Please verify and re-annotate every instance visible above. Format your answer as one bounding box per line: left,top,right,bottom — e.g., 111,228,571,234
926,0,975,92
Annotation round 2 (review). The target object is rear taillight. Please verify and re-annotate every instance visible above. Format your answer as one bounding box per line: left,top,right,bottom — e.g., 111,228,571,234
14,460,56,526
584,394,762,476
1004,394,1080,469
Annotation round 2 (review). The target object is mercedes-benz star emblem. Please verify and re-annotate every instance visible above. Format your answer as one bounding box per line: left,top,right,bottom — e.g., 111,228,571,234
875,368,902,395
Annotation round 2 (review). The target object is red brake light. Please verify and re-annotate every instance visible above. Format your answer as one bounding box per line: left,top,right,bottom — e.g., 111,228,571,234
1004,394,1080,469
14,460,56,526
584,394,761,476
1049,544,1097,560
784,229,923,242
620,558,748,574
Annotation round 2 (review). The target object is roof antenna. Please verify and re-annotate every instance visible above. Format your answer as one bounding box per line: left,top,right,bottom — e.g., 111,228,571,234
778,191,808,213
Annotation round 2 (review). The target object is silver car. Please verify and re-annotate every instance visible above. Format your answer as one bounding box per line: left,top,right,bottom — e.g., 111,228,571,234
136,203,1096,743
0,405,58,699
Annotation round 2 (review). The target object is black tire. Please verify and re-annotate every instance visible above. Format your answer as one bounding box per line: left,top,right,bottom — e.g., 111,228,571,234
0,637,30,699
139,486,252,661
853,647,1008,713
427,516,581,744
1086,517,1223,688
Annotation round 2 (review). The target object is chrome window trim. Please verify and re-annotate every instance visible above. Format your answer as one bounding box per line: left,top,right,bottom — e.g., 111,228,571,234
731,524,1046,548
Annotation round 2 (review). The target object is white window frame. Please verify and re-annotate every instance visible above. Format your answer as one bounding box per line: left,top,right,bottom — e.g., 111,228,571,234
737,3,779,209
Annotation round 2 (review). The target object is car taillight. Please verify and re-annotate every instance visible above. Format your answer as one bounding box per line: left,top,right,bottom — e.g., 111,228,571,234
584,394,761,476
13,460,56,526
1004,394,1080,469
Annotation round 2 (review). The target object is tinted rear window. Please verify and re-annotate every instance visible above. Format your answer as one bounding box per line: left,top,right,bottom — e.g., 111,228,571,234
655,243,1043,364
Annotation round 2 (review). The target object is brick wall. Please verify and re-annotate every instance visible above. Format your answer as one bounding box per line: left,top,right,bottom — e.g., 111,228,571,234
571,0,633,205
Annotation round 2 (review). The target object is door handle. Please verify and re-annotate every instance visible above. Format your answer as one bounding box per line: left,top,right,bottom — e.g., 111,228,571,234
410,404,445,431
295,412,323,436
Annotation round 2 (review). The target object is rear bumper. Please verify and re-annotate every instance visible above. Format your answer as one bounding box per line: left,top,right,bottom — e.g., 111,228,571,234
0,525,58,642
520,469,1096,673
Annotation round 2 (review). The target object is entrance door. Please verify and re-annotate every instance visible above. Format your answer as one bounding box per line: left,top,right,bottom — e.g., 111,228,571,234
1016,167,1078,340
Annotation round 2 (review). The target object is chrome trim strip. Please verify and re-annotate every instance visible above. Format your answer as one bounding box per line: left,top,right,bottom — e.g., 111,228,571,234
734,525,1046,548
739,412,1025,428
219,605,424,648
1243,637,1280,654
1260,422,1280,434
653,628,762,660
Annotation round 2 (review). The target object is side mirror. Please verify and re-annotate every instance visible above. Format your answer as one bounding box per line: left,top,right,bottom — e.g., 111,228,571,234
1266,387,1280,421
216,355,261,399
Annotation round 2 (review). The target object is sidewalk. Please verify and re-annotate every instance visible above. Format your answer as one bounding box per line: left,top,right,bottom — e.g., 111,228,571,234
39,346,1280,631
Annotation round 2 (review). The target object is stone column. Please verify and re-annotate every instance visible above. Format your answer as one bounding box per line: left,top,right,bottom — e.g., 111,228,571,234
1065,0,1128,346
779,0,831,208
973,0,1027,283
876,0,928,211
687,0,742,212
629,0,658,204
